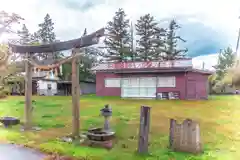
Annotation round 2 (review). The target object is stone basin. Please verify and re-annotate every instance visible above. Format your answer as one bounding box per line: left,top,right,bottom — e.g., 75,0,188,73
86,128,115,141
0,117,20,127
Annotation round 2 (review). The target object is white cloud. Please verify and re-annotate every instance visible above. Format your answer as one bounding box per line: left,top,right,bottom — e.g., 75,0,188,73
0,0,239,67
193,54,218,70
0,0,239,40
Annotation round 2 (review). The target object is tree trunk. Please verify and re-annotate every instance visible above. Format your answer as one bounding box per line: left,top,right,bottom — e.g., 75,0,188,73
24,52,33,130
71,49,80,137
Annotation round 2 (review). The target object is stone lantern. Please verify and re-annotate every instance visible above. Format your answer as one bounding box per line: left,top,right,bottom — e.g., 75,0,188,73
100,104,112,132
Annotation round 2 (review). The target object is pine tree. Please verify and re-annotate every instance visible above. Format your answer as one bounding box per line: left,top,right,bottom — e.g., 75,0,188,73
37,13,56,43
17,24,31,44
104,8,131,62
135,13,161,61
37,14,57,60
152,27,167,60
30,32,40,44
161,19,187,60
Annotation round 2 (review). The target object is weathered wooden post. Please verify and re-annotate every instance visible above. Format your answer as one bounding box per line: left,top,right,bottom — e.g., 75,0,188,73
138,106,151,154
71,48,80,138
24,52,32,130
169,118,175,148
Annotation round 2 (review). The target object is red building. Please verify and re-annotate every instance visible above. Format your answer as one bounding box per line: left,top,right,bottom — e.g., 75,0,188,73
92,59,212,100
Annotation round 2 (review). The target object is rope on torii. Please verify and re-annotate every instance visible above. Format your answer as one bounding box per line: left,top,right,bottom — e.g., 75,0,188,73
23,49,85,70
1,46,84,78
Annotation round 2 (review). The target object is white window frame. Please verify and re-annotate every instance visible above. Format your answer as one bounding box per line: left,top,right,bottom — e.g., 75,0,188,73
158,76,176,88
139,77,157,87
122,78,139,88
105,78,121,87
47,83,52,90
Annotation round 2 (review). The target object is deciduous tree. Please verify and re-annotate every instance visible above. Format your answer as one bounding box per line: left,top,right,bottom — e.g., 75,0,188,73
210,47,235,93
0,11,23,35
213,47,235,81
0,11,23,97
0,44,24,97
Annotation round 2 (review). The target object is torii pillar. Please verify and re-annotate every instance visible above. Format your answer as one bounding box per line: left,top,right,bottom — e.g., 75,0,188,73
24,52,33,130
71,48,81,137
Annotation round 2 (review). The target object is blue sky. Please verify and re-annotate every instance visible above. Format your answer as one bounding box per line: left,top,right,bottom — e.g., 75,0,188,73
0,0,240,69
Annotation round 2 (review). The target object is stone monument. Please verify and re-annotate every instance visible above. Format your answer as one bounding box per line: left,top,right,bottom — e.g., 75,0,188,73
169,118,202,154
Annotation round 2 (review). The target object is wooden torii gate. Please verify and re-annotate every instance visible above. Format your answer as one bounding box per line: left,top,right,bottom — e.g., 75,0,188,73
8,28,105,137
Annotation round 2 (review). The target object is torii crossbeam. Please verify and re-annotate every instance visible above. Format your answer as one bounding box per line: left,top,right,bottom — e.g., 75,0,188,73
8,28,105,137
8,28,104,53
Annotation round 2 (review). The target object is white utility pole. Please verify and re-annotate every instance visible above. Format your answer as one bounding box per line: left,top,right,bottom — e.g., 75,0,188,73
202,62,205,70
236,16,240,56
235,16,240,66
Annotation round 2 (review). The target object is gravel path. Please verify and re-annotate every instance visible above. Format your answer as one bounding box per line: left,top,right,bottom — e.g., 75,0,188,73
0,143,45,160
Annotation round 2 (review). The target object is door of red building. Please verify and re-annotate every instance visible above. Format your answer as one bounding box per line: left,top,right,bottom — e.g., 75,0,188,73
186,80,196,100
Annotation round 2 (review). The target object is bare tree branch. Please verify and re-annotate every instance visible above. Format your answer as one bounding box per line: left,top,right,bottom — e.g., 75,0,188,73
0,11,23,35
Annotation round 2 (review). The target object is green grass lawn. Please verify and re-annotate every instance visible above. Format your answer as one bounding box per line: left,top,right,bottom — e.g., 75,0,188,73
0,95,240,160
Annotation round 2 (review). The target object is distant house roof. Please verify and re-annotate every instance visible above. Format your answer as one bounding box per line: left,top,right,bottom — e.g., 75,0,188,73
92,60,193,71
37,79,96,84
92,59,212,75
21,72,47,79
112,68,212,75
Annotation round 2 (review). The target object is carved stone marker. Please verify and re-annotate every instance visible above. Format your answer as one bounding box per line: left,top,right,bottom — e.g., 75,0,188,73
138,106,151,154
169,118,202,154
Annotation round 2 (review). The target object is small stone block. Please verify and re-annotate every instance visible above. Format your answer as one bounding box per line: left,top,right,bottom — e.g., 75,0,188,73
20,126,42,132
84,140,114,149
61,137,73,143
0,117,20,128
32,127,42,131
